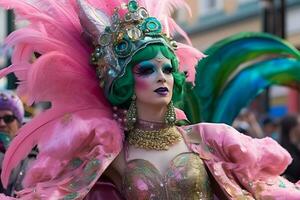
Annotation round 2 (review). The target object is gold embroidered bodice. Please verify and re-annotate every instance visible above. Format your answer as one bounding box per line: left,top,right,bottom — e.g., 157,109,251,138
122,152,213,200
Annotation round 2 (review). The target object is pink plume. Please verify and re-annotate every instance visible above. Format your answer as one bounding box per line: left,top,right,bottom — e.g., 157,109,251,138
87,0,127,16
0,0,113,189
167,17,192,45
176,43,206,83
22,112,122,187
1,106,114,188
175,108,187,120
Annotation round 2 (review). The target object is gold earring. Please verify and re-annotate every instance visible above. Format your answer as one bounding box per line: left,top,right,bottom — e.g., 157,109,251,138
165,101,176,126
126,94,137,131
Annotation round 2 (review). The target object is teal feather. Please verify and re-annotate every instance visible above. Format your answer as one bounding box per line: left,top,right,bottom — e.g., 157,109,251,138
213,58,300,124
182,83,201,122
187,32,300,123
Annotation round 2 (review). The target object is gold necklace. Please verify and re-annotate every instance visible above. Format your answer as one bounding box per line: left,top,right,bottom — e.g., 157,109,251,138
127,126,182,150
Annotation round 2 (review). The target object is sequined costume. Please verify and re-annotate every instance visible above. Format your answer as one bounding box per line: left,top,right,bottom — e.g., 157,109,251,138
123,152,212,200
84,122,300,200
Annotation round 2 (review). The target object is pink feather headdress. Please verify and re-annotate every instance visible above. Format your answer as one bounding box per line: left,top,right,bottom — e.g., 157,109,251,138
0,0,203,193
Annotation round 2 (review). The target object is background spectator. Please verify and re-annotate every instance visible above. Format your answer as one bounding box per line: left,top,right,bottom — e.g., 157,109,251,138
233,108,264,138
0,91,24,139
0,90,33,196
280,115,300,183
261,116,280,141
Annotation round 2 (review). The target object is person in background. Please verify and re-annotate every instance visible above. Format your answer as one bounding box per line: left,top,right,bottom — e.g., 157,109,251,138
0,90,31,196
280,115,300,183
262,116,280,141
233,108,264,138
0,91,24,139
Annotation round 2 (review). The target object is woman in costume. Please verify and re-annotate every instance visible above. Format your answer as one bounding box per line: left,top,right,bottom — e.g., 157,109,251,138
0,0,300,199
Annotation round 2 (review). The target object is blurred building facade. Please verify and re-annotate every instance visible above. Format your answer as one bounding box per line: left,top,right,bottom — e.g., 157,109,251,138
179,0,300,118
180,0,300,50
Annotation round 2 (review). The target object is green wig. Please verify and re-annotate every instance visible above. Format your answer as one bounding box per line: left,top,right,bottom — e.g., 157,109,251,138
107,44,186,107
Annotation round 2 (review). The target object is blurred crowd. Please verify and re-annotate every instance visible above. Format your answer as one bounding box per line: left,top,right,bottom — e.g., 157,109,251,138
233,108,300,183
0,90,37,196
0,89,299,197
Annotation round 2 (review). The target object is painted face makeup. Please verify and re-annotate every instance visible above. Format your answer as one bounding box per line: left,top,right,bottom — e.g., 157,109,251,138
133,52,174,108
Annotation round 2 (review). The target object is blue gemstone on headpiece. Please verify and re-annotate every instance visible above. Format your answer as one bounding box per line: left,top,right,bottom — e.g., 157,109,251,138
117,41,128,51
148,22,156,29
108,69,117,77
114,38,133,57
142,17,162,34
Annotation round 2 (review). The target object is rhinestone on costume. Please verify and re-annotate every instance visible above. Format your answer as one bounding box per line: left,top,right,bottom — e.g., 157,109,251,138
121,3,127,9
279,180,286,188
116,41,128,51
128,0,138,12
125,13,132,22
99,33,111,46
132,12,140,20
127,27,142,41
108,69,117,77
95,52,102,58
114,38,133,57
139,8,149,19
111,23,119,32
63,192,78,200
112,12,120,24
170,40,178,49
104,53,117,67
91,56,97,64
95,46,101,53
69,158,83,169
248,182,253,187
143,17,162,34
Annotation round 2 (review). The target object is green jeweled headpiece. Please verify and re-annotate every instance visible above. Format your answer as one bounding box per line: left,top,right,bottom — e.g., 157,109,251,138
78,0,178,96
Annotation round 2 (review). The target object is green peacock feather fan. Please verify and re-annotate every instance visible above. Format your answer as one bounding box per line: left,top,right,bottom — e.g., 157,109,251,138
182,32,300,124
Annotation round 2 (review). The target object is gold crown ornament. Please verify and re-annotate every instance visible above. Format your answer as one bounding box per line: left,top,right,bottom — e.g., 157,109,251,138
78,0,178,95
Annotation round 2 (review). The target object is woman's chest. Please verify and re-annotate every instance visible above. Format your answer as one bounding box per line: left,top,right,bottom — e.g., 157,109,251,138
124,150,212,199
111,139,213,199
126,139,190,173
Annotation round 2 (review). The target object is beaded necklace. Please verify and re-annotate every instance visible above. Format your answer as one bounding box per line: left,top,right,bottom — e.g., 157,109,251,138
127,119,182,150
